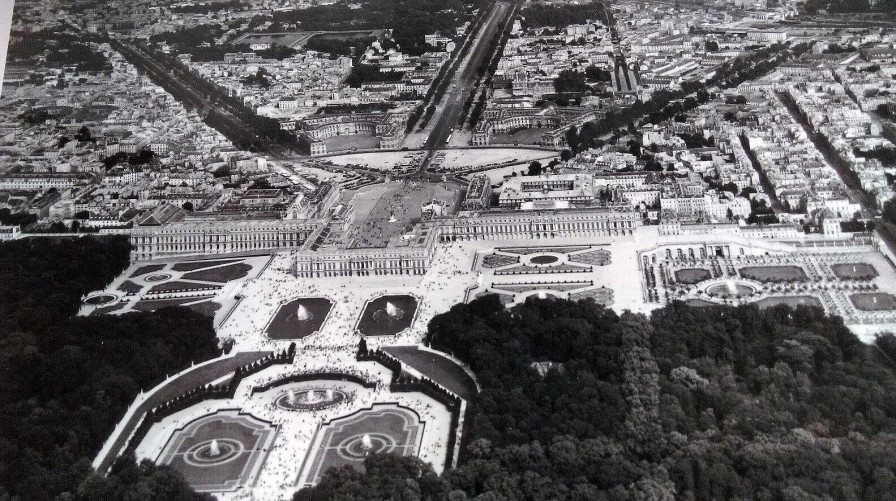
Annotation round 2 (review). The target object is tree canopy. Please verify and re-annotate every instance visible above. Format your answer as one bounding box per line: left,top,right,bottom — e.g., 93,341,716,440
520,1,609,28
0,237,219,500
272,0,483,56
554,69,591,95
295,296,896,500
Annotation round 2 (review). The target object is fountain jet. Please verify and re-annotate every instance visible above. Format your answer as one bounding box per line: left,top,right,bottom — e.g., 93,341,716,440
209,440,221,457
725,280,738,297
297,305,310,321
385,301,399,318
361,434,373,451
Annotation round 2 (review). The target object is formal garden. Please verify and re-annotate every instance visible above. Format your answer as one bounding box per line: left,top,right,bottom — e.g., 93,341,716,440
301,406,423,486
158,411,277,492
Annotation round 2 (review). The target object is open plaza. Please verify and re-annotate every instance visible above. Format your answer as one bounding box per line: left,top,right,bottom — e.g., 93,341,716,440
341,181,461,248
319,147,559,174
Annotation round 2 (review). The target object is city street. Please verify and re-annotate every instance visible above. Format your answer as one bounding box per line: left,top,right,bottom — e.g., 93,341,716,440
416,1,517,171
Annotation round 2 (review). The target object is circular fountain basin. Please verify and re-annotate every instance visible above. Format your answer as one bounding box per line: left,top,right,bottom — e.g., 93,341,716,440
183,439,244,466
530,255,559,265
336,432,397,460
706,282,756,299
276,388,348,411
521,291,559,303
84,293,119,306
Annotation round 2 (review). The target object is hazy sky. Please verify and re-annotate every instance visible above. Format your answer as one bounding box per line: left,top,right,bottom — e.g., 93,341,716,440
0,0,13,97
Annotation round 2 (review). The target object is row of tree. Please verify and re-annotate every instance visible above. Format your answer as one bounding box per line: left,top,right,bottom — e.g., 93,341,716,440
561,42,809,155
465,1,518,128
105,37,300,152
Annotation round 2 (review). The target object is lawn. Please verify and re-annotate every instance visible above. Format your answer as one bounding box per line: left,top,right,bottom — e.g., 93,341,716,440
172,258,245,272
754,296,823,310
831,263,878,280
131,264,166,277
148,281,221,293
133,296,216,312
383,346,477,399
182,263,254,283
675,268,712,284
850,292,896,311
739,266,807,282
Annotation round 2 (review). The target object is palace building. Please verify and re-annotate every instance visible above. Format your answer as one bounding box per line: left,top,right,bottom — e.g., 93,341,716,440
498,173,594,209
286,207,640,277
291,226,440,277
129,201,640,271
298,112,408,155
471,106,598,147
131,218,322,261
291,241,438,278
436,206,641,241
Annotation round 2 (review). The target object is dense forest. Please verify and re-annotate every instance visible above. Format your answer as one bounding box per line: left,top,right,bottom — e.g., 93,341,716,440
520,1,609,28
805,0,896,13
271,0,485,56
149,25,233,61
0,208,38,228
0,237,218,500
296,296,896,500
855,146,896,166
8,31,109,72
305,36,377,58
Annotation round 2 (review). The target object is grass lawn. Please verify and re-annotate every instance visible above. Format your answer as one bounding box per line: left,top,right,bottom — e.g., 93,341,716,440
739,266,807,282
850,292,896,311
675,268,712,284
183,263,253,283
